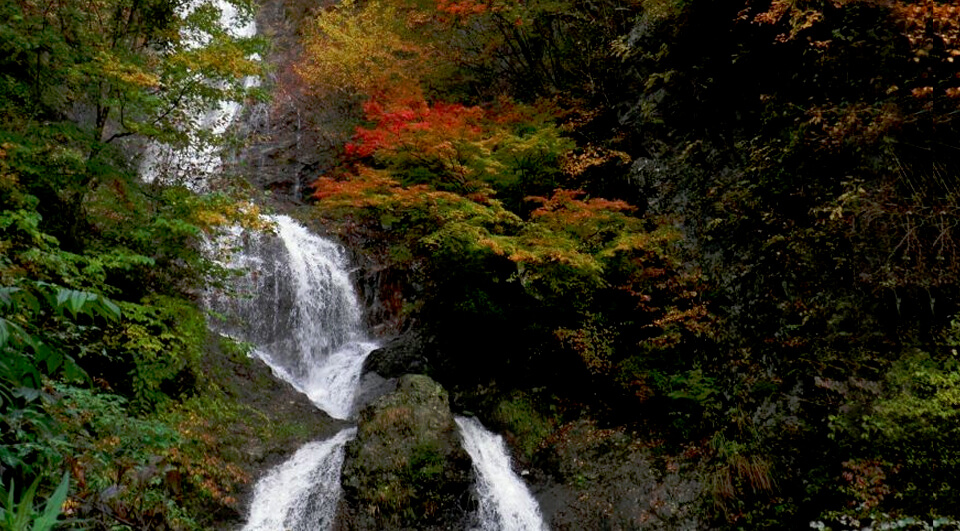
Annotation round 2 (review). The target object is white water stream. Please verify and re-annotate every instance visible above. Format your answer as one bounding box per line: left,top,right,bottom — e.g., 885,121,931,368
457,417,549,531
210,214,376,420
243,428,356,531
213,214,548,529
210,214,376,529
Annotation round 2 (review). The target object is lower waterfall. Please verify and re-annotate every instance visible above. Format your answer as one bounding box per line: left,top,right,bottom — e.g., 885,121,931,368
243,428,356,531
213,215,547,529
456,417,548,531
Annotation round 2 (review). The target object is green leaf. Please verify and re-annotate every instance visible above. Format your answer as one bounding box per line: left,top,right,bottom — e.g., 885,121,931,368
19,291,40,315
54,288,69,309
61,357,87,382
91,298,121,321
0,319,10,347
0,318,35,350
0,287,18,309
32,473,69,531
66,290,91,319
15,476,39,528
43,349,63,375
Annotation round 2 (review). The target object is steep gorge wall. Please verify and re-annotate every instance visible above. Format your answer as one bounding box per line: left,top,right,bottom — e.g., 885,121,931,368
229,0,358,202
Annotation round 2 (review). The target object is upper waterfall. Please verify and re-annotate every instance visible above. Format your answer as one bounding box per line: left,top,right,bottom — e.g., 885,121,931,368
139,0,260,188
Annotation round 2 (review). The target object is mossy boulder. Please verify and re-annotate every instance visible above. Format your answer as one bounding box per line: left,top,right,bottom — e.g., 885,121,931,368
337,374,474,530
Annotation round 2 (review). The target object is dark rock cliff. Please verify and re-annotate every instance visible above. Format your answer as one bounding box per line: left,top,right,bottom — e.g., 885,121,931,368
228,0,360,202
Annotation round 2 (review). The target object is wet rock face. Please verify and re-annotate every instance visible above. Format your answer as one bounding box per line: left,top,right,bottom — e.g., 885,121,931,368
363,332,434,379
227,0,360,202
337,375,474,530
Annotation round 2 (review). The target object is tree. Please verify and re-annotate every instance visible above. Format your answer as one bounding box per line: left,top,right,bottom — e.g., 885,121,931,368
0,0,261,247
2,0,260,146
338,89,573,210
297,0,434,96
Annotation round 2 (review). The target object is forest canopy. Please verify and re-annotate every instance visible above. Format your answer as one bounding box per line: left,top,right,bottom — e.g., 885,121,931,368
300,0,960,526
3,0,960,527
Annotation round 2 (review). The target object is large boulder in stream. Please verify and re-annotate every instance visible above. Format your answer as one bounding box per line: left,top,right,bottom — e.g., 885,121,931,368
337,374,474,530
352,332,437,415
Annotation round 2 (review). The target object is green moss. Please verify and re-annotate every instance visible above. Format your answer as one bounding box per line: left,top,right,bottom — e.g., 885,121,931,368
217,335,257,370
340,375,473,530
493,392,557,461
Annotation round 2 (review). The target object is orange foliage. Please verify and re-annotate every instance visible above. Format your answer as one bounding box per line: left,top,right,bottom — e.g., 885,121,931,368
345,92,485,160
431,0,527,24
804,103,903,150
313,168,403,201
747,0,825,43
893,0,960,98
338,90,572,194
342,87,552,164
528,189,635,223
316,168,424,203
560,145,632,178
436,0,490,17
313,167,469,209
893,0,960,62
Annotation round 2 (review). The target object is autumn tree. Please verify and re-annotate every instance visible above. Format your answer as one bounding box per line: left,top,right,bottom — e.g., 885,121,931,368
297,0,439,96
0,0,261,247
335,89,573,212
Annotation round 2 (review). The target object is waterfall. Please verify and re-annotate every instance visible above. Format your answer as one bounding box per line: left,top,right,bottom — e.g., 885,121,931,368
216,216,550,529
175,4,547,525
209,214,376,420
456,416,549,531
243,428,356,531
209,214,375,529
139,0,260,188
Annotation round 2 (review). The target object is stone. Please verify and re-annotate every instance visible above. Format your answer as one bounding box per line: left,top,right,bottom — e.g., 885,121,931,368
363,332,434,379
337,375,474,530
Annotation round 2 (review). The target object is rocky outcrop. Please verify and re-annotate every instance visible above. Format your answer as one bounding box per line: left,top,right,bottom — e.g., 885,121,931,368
350,332,436,414
228,0,360,202
337,374,474,530
363,332,435,379
534,420,704,530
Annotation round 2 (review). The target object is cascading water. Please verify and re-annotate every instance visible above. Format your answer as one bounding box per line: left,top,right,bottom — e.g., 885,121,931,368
209,214,376,420
243,428,356,531
209,214,377,529
217,215,550,530
456,416,549,531
136,1,377,527
176,2,547,526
